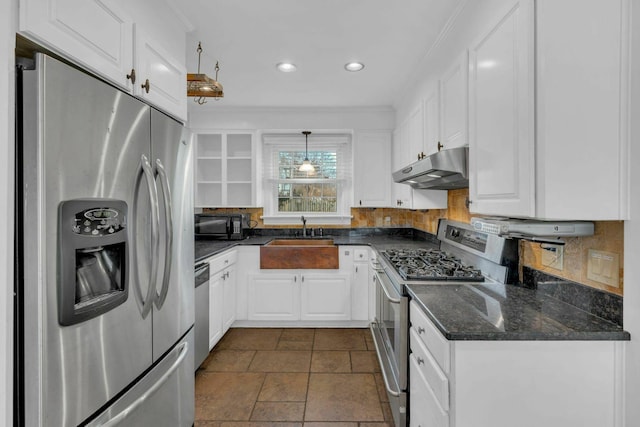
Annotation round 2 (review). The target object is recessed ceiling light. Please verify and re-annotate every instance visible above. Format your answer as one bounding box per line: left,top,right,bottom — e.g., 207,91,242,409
344,62,365,72
276,62,297,72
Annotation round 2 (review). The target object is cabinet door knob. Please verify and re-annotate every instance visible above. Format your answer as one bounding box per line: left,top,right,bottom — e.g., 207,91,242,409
437,141,443,151
141,79,150,93
355,266,358,273
294,276,297,283
417,357,425,365
417,326,425,334
126,69,136,84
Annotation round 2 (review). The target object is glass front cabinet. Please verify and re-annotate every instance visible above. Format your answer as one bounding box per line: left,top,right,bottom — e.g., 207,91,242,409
195,132,255,207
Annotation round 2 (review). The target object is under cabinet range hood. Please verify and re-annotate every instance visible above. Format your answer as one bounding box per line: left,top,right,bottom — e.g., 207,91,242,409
392,146,468,190
470,217,595,241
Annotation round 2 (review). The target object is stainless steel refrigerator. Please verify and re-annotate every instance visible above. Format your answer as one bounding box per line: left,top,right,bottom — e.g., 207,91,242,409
17,53,194,426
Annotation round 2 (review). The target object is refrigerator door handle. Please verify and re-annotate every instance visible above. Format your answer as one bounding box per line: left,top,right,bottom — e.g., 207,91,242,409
154,158,173,309
98,341,189,427
134,154,160,319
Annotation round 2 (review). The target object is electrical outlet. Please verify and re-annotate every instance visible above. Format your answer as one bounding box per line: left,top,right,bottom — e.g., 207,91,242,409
541,244,564,270
587,249,620,287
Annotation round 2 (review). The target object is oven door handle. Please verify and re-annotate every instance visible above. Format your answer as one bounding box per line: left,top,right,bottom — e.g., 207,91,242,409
375,271,401,304
369,324,401,397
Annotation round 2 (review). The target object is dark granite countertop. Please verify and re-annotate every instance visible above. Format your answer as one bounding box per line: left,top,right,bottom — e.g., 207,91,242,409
406,282,630,341
195,229,438,262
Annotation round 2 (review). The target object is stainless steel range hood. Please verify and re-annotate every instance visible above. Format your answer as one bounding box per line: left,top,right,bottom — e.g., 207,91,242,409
392,146,468,190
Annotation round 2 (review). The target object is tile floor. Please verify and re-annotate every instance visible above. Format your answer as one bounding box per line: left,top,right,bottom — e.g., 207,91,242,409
195,328,392,427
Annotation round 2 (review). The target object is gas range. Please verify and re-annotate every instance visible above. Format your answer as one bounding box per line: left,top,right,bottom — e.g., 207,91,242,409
381,248,485,282
370,219,518,427
378,219,519,286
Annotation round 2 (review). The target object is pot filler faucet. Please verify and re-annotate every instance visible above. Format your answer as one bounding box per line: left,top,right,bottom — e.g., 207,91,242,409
301,215,307,237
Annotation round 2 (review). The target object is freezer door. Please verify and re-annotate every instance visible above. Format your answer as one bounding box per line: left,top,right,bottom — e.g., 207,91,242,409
86,329,195,427
22,54,155,427
150,109,195,360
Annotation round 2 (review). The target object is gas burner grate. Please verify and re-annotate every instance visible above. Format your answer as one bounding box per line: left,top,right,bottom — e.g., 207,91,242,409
382,248,485,282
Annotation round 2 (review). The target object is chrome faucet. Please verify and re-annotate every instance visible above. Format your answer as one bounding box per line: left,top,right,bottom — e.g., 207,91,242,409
301,215,307,237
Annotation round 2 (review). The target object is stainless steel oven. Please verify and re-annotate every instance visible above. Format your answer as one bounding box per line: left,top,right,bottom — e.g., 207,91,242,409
370,267,408,427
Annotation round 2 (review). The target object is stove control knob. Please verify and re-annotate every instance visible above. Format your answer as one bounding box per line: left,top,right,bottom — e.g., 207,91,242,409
450,229,460,238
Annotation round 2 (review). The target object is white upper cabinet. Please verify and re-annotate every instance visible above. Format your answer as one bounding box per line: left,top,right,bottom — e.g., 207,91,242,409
439,51,468,150
534,0,629,220
19,0,188,121
392,123,412,208
134,27,187,120
407,103,425,162
393,108,448,210
468,0,535,217
468,0,630,220
19,0,134,90
354,131,392,207
423,85,441,155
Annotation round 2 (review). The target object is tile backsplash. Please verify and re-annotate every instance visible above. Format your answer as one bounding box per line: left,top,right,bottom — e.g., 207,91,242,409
203,188,624,296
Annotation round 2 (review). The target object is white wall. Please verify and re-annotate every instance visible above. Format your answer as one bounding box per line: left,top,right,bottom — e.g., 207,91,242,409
1,0,17,424
624,2,640,426
188,106,395,131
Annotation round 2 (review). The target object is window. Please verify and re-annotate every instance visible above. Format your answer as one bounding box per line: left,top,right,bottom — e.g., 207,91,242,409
262,134,352,224
277,150,337,213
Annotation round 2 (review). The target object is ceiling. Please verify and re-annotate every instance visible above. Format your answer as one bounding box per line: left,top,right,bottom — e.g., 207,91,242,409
177,0,462,108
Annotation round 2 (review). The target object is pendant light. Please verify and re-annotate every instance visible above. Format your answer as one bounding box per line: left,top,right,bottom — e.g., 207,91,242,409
299,131,315,173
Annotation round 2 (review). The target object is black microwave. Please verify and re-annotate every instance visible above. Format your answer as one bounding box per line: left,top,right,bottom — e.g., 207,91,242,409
195,213,250,240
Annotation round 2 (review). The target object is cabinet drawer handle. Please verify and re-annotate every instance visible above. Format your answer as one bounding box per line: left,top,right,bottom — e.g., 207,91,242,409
141,79,150,93
126,69,136,84
417,357,425,365
301,276,305,283
417,326,425,334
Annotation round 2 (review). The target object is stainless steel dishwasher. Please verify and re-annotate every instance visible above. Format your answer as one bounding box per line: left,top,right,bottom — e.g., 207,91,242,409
194,262,210,370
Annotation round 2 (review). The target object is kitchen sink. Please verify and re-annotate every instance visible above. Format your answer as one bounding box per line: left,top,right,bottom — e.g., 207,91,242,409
264,238,335,246
260,239,339,269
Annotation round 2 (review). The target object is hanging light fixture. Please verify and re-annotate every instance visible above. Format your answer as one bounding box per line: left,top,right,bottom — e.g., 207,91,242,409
299,131,315,173
187,42,224,105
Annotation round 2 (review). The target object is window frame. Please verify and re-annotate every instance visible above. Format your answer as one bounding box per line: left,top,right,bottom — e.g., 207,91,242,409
261,133,353,225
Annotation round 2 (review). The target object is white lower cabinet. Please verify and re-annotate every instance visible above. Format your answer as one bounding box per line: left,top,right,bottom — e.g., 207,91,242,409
410,354,448,427
208,272,223,349
300,274,351,321
351,248,370,321
409,300,624,427
207,250,237,349
248,272,350,322
245,246,369,324
222,264,237,331
247,273,300,321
